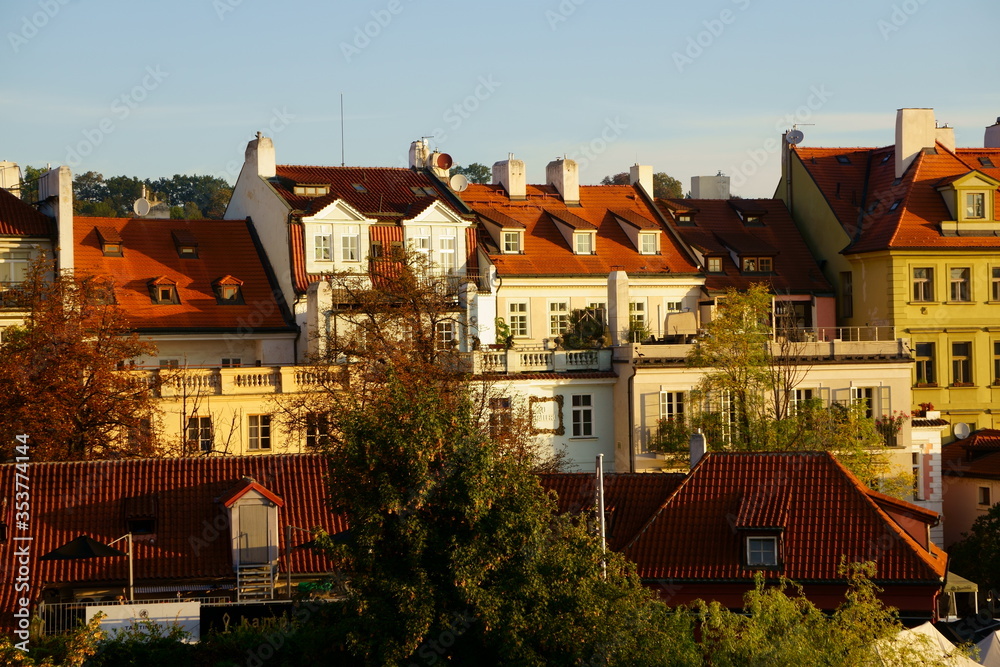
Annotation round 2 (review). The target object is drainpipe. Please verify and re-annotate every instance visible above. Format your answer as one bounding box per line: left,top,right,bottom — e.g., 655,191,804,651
627,353,637,473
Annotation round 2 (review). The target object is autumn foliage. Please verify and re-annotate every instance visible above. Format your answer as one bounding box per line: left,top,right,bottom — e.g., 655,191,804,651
0,260,160,461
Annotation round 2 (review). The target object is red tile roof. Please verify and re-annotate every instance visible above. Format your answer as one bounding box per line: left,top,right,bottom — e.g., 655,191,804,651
462,183,699,276
0,454,343,631
538,472,685,551
0,187,53,237
794,143,1000,254
943,442,1000,480
658,198,832,294
74,217,295,332
623,452,945,585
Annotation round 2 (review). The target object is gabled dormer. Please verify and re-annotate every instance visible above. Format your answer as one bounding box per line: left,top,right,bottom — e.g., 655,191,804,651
402,200,472,272
148,276,180,304
475,207,525,254
221,476,284,568
301,199,377,273
171,229,199,258
936,170,1000,236
729,201,768,227
611,208,660,254
716,231,778,274
213,275,245,304
546,209,597,255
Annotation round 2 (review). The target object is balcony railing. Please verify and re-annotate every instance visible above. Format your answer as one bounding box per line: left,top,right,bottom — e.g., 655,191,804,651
468,348,613,374
35,596,230,635
0,281,28,309
129,366,347,398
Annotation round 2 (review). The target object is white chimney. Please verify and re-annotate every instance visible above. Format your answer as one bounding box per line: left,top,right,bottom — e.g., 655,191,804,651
492,155,526,200
0,161,20,197
607,269,630,346
985,118,1000,148
546,158,579,205
895,108,937,179
691,173,730,199
629,164,653,198
245,132,276,179
409,140,430,169
936,126,955,153
38,166,73,273
689,431,707,468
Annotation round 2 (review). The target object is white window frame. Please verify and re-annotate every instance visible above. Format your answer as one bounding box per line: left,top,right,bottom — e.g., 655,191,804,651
548,300,570,336
639,233,658,255
435,320,456,351
746,536,778,567
658,391,685,421
248,414,272,450
707,257,722,273
587,301,607,324
439,232,456,272
574,232,595,255
502,230,522,254
507,301,529,337
0,249,31,284
341,226,360,262
571,394,593,437
313,225,332,262
965,191,987,220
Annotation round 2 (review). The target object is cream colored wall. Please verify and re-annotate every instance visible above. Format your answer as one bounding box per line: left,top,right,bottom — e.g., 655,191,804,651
133,336,296,368
942,475,1000,548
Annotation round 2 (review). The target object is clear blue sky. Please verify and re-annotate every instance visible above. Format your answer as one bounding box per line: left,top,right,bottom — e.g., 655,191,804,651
3,0,999,197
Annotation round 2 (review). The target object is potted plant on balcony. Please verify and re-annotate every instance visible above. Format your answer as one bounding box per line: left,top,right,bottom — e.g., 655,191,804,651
493,317,515,350
563,307,609,350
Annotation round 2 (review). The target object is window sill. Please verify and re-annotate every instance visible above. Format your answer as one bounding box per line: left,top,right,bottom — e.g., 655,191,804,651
945,301,973,305
914,383,938,388
950,383,976,388
569,437,598,441
909,300,939,305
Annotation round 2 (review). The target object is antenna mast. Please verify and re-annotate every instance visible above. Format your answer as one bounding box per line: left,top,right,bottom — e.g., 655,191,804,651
340,93,345,167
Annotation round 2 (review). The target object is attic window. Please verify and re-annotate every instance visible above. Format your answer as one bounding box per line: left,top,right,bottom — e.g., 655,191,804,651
744,215,762,226
171,230,199,258
979,157,996,168
96,226,123,257
889,200,902,212
148,278,180,305
352,183,367,193
746,536,779,567
892,177,903,186
294,185,329,197
639,233,658,255
675,214,694,226
213,276,245,305
707,257,722,273
502,230,522,254
867,199,881,214
742,257,772,273
410,186,427,197
574,232,595,255
123,494,158,536
836,156,852,164
880,153,892,164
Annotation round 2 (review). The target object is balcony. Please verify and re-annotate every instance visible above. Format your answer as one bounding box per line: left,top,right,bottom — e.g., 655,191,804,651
469,348,613,374
130,366,347,398
0,281,28,309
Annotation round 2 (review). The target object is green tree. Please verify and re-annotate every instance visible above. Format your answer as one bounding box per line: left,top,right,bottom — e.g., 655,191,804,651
0,258,161,461
319,370,692,666
18,165,45,204
948,502,1000,594
452,162,491,185
681,283,911,494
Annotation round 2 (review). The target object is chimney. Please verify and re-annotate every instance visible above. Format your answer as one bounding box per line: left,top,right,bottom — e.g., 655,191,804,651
689,431,707,468
895,108,936,179
245,131,276,179
0,161,20,197
492,155,526,200
607,269,630,346
629,164,653,198
409,140,430,169
936,125,955,153
546,158,579,205
38,166,74,273
691,173,730,199
986,118,1000,148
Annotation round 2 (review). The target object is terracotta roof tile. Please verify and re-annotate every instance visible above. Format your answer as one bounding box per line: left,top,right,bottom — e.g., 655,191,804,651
0,455,342,631
623,452,945,586
943,442,1000,479
461,183,699,276
75,217,295,332
0,187,53,237
658,198,832,294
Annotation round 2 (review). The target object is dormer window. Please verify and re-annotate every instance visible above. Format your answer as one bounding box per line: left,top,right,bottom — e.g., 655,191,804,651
836,155,852,164
742,257,772,273
979,157,995,168
148,277,180,305
746,536,779,567
502,230,522,254
171,229,199,258
639,233,658,255
744,215,762,226
294,184,329,197
213,275,245,305
574,232,595,255
676,214,693,226
96,226,123,257
707,257,722,273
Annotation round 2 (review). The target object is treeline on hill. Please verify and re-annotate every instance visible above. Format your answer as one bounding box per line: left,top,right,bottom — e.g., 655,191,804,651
19,166,232,219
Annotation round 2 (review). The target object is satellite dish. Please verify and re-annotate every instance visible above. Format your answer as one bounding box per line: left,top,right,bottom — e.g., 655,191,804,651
785,129,804,145
133,197,151,217
432,152,453,170
449,174,469,192
954,422,971,440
